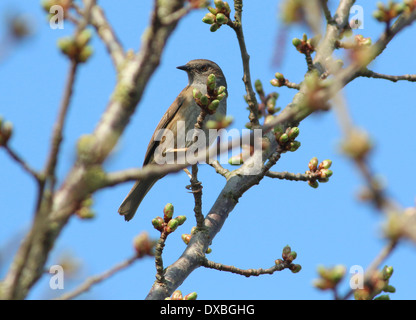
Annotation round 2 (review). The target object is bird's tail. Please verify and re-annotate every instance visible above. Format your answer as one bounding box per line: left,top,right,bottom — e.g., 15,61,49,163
118,178,158,221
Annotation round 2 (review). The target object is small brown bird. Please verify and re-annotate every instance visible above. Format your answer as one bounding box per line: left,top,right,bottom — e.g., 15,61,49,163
118,59,227,221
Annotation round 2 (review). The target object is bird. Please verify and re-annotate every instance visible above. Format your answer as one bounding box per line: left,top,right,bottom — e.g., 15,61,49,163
118,59,227,221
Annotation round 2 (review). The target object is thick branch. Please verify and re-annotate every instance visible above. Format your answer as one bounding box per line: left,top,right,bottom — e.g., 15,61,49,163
0,0,187,300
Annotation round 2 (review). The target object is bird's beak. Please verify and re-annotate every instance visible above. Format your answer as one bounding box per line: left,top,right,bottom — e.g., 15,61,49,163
176,64,189,71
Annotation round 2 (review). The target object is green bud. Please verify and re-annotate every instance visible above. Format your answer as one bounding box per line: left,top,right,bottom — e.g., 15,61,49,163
181,233,191,244
308,157,318,171
206,247,212,254
292,37,301,47
163,203,174,221
133,232,153,257
278,133,289,144
266,97,276,111
319,159,332,169
223,2,231,14
152,217,164,231
202,13,216,24
208,99,220,112
373,10,386,22
275,259,284,265
171,290,183,300
287,251,297,262
275,72,285,81
78,45,93,63
290,264,302,273
308,180,319,188
228,154,244,165
216,92,226,101
193,88,202,100
214,0,225,10
320,169,333,179
289,141,301,152
76,29,92,48
208,7,217,15
288,127,300,140
282,245,291,260
384,285,396,293
216,13,228,24
254,79,264,95
166,218,179,233
57,37,75,56
209,23,220,32
382,265,394,280
176,215,187,225
270,78,281,87
331,265,346,283
207,74,216,91
200,95,209,106
184,292,198,300
217,86,226,95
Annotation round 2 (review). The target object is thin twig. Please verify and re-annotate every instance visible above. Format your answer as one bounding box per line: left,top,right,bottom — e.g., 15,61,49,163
227,0,259,126
43,59,78,192
209,160,230,178
320,0,334,24
55,254,140,300
3,145,42,181
358,68,416,83
266,170,318,181
201,257,292,277
89,5,125,68
190,110,207,228
154,231,168,284
160,6,192,25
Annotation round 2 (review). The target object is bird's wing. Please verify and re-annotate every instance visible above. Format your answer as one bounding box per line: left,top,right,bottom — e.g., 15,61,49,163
142,85,191,166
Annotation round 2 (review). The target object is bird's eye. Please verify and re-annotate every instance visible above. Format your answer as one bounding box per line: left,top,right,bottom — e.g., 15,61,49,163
201,66,208,72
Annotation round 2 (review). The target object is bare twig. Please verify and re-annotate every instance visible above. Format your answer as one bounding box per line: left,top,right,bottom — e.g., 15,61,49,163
154,231,169,284
55,254,140,300
190,110,208,228
266,170,318,181
90,5,125,68
320,0,334,25
202,257,292,277
227,0,259,126
3,145,41,181
43,59,79,192
209,160,230,178
358,68,416,83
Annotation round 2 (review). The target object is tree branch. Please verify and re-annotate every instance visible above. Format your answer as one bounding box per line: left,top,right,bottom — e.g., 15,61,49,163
3,145,42,181
357,68,416,82
0,0,187,300
201,257,293,277
89,5,125,69
55,254,140,300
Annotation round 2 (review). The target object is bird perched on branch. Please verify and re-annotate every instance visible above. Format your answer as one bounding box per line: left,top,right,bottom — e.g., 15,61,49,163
118,59,227,221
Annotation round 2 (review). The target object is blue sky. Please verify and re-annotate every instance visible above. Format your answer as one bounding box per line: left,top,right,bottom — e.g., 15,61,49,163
1,0,416,300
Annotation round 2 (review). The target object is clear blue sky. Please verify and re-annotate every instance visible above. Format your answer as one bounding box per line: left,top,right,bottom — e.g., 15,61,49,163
1,1,416,300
